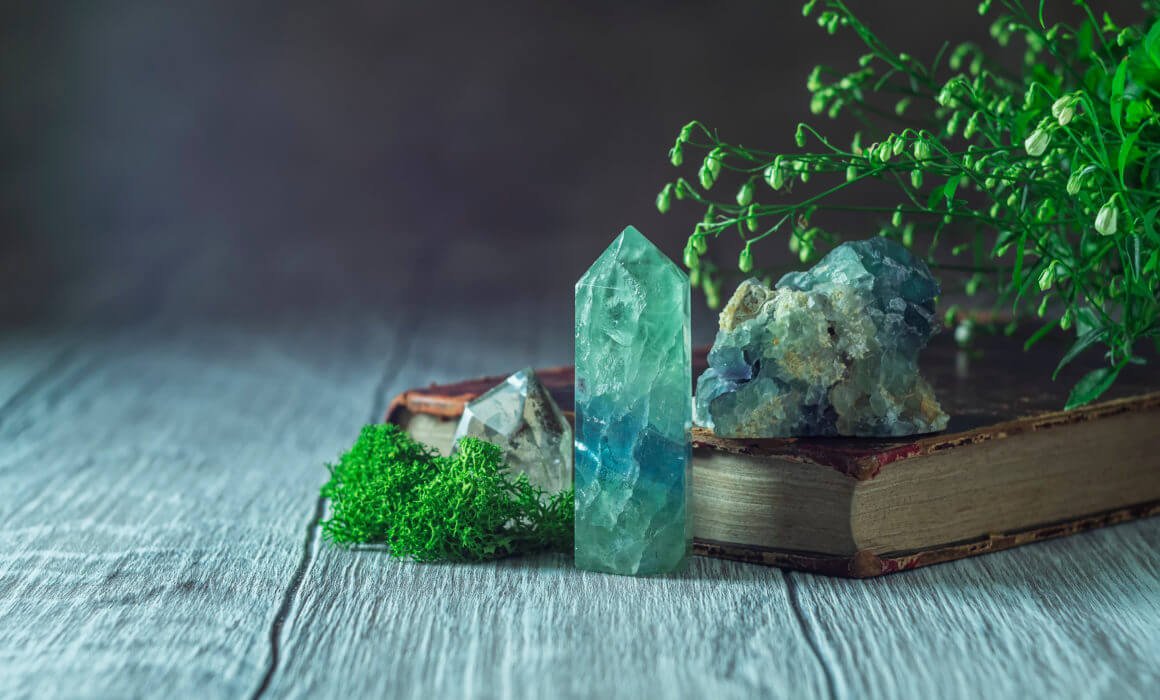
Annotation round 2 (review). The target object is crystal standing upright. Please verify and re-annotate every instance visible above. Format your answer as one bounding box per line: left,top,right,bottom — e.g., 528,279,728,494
573,226,692,575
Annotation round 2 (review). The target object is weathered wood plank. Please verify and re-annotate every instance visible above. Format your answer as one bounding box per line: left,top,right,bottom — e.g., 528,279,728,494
3,303,1157,699
270,553,830,700
788,520,1160,699
260,306,830,700
0,317,405,698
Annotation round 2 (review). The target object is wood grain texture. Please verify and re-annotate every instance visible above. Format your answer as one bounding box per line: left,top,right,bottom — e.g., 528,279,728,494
0,317,402,698
1,306,1158,699
788,522,1160,699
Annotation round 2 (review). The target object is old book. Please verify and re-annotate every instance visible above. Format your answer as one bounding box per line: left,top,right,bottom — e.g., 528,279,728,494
385,332,1160,578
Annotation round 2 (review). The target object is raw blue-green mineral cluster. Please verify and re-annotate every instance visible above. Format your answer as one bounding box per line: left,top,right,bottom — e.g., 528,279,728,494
574,226,692,576
696,237,949,438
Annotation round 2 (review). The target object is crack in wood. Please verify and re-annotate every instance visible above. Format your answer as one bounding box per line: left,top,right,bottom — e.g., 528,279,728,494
249,494,326,700
783,570,840,700
250,319,421,699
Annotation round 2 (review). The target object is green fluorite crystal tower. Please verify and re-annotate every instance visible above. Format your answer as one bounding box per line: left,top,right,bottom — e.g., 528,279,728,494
574,226,692,576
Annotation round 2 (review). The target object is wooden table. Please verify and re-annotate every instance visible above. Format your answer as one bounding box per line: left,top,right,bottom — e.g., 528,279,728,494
2,287,1158,699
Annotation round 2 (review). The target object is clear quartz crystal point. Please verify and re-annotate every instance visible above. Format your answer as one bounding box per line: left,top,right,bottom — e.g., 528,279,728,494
451,368,572,495
574,225,692,576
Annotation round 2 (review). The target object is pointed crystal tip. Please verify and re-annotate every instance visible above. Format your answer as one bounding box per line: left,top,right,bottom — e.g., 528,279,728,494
452,368,573,495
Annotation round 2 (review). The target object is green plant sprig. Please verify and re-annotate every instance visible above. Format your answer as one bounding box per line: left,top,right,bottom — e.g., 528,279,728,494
320,424,573,561
658,0,1160,408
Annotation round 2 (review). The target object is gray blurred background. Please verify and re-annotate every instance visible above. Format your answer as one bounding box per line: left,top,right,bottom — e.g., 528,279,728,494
1,1,1136,336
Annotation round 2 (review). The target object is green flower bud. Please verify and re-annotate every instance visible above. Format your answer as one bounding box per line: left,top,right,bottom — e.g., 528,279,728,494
807,66,823,92
1060,308,1072,330
892,206,903,227
706,148,723,177
1095,200,1118,236
913,139,931,161
683,242,700,270
795,124,807,147
704,275,720,309
990,202,1001,218
977,0,992,14
1066,170,1083,196
1006,191,1019,207
736,181,754,206
1051,95,1076,125
810,93,826,115
698,163,715,189
1037,295,1050,318
738,245,754,273
945,112,961,136
1024,128,1049,156
965,276,980,296
846,165,858,182
892,138,905,156
799,171,810,183
674,179,689,200
689,267,701,287
679,121,696,143
895,97,911,116
902,223,915,247
1038,263,1054,291
693,233,708,254
802,0,818,17
765,163,785,190
911,170,923,188
669,145,683,167
746,204,760,233
858,53,874,67
964,112,980,138
655,184,673,214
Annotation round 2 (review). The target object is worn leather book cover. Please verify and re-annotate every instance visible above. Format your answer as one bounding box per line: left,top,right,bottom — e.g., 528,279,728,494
386,332,1160,577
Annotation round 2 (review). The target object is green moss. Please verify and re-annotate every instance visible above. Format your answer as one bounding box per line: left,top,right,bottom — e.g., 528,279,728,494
320,424,573,561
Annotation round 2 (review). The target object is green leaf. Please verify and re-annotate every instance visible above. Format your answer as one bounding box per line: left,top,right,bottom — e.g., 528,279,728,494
1143,206,1160,244
1053,328,1106,380
1111,58,1128,132
1145,248,1160,275
1065,365,1122,410
1129,19,1160,88
942,176,960,208
1074,306,1100,337
1023,317,1059,351
1118,129,1140,184
1012,230,1027,285
927,184,944,210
